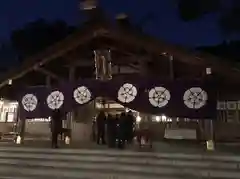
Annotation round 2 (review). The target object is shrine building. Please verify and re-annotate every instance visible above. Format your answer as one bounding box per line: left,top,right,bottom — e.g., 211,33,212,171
0,3,239,146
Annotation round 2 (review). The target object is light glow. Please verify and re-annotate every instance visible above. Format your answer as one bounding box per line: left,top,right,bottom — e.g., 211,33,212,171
8,79,12,85
136,115,141,123
65,136,70,145
206,67,212,75
156,116,161,122
16,135,21,144
162,115,167,121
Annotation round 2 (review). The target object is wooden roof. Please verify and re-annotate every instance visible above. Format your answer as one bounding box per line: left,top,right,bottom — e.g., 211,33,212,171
0,20,240,90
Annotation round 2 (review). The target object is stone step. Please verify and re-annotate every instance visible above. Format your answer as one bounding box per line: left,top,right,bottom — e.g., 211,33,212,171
0,153,238,171
0,147,240,162
0,165,198,179
0,163,239,179
0,147,239,178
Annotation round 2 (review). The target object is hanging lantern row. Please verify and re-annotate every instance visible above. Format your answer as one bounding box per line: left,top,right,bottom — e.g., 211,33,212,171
21,83,208,112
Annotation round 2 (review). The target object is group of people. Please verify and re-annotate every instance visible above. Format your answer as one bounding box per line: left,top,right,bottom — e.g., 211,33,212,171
50,109,136,149
95,110,135,149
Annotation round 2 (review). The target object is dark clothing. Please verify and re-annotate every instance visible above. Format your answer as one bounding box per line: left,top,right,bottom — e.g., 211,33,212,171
51,111,62,133
126,113,135,143
97,128,106,145
96,112,106,129
96,112,106,145
51,131,59,148
92,120,96,141
107,115,117,148
51,110,62,148
118,113,127,149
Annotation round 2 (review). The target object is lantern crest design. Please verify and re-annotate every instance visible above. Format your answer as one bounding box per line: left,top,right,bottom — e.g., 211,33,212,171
73,86,92,104
118,83,137,103
47,91,64,110
183,87,208,109
149,87,171,108
22,94,38,112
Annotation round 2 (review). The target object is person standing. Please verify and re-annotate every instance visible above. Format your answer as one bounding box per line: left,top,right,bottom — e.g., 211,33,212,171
126,111,135,144
51,109,62,148
92,117,97,142
118,112,127,149
96,111,106,145
107,114,117,148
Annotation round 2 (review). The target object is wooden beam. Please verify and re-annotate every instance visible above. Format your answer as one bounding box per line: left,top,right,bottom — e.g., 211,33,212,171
0,23,109,89
35,67,61,80
69,66,76,81
103,27,240,81
46,76,51,87
64,59,94,68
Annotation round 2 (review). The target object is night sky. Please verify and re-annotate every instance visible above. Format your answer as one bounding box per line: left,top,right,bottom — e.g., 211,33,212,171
0,0,236,47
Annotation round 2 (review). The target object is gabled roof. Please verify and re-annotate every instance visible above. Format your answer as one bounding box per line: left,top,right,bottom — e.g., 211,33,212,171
0,20,240,89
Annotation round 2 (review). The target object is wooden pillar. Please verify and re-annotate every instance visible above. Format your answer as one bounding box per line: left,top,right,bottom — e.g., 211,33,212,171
46,75,51,88
169,55,177,128
117,65,121,74
169,55,174,80
69,66,75,81
67,66,75,138
17,105,25,144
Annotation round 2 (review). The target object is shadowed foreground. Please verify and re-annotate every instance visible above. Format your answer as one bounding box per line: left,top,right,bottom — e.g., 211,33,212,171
0,142,239,178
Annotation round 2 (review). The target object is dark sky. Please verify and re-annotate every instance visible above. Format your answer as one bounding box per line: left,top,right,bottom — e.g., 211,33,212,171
0,0,235,47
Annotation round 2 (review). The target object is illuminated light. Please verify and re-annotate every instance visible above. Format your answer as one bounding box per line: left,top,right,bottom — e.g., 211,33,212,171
125,108,130,113
16,135,21,144
156,116,161,122
8,79,12,85
206,67,212,75
162,115,167,121
136,115,141,123
65,136,70,145
28,118,51,122
9,102,18,106
167,118,173,122
206,140,215,151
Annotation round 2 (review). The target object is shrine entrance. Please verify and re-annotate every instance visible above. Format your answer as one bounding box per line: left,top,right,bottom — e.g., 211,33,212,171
0,7,222,149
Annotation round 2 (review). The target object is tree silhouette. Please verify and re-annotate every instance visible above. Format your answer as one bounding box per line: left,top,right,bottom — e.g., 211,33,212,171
10,19,76,62
177,0,240,34
178,0,220,21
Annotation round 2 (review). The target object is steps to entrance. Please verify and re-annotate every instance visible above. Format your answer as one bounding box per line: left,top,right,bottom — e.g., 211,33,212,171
0,147,239,179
